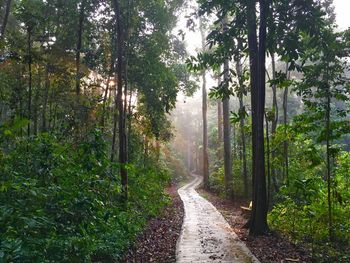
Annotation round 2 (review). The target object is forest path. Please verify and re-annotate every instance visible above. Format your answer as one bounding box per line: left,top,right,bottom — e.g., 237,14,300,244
176,173,260,263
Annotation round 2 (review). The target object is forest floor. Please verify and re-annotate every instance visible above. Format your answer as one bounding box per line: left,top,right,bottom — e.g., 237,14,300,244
198,189,313,263
120,185,184,262
120,177,312,263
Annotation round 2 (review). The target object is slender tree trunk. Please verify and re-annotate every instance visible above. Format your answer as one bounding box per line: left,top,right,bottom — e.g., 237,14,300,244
283,85,289,185
270,53,279,192
48,97,52,130
232,122,236,158
124,49,129,164
326,84,333,241
27,28,32,137
18,79,23,136
42,64,49,132
223,58,233,199
199,17,209,189
271,54,278,132
33,85,39,136
217,100,223,142
247,0,269,235
52,104,57,130
217,75,223,160
100,75,111,127
144,136,148,157
100,30,116,129
75,0,86,97
0,0,11,40
236,60,248,197
127,87,132,156
110,81,118,160
112,0,127,201
265,114,271,207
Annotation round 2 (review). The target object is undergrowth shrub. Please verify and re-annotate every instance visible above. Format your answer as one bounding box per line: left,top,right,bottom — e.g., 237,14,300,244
268,149,350,262
0,129,170,262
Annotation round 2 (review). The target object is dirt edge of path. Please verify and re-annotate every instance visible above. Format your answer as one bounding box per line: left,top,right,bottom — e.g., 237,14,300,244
120,185,184,263
198,188,313,263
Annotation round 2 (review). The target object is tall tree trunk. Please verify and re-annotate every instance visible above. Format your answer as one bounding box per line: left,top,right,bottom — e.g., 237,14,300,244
27,28,32,137
270,53,279,193
236,60,248,197
283,80,289,185
42,64,49,132
100,75,111,127
265,114,271,207
112,0,127,201
111,106,118,163
124,44,129,164
199,17,209,189
127,87,132,157
100,30,116,129
325,84,333,241
247,0,269,235
223,58,233,199
75,0,86,97
33,84,39,136
48,96,52,130
0,0,11,40
217,101,223,142
217,75,223,160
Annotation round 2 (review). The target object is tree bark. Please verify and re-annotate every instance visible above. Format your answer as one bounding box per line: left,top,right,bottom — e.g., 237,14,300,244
283,81,289,185
112,0,128,201
27,28,32,137
223,58,233,199
247,0,269,235
270,53,279,192
325,84,333,241
75,0,86,97
217,101,223,143
100,29,116,129
265,113,271,207
0,0,11,41
111,78,118,161
236,60,248,197
217,75,223,160
199,17,209,189
42,64,50,132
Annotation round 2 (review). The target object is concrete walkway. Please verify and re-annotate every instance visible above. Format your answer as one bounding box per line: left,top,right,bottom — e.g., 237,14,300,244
176,174,260,263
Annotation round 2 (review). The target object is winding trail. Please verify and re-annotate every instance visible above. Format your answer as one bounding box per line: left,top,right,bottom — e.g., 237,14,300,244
176,174,260,263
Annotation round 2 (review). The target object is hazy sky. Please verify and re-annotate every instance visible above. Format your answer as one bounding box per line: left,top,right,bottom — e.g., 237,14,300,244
180,1,350,55
175,1,350,100
334,0,350,30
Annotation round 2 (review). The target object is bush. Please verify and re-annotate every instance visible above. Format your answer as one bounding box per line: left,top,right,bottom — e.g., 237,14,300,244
268,149,350,262
0,130,169,262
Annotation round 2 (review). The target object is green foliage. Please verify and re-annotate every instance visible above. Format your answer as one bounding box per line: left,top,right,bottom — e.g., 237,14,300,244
0,129,170,262
208,166,225,197
268,147,350,262
163,146,190,184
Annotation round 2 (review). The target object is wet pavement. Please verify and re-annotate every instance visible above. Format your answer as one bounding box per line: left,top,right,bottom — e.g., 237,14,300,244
176,174,260,263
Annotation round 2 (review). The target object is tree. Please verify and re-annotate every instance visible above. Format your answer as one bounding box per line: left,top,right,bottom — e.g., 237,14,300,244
246,0,269,235
235,58,249,197
294,27,350,241
0,0,12,40
111,0,127,200
75,0,86,98
199,16,209,189
222,56,233,199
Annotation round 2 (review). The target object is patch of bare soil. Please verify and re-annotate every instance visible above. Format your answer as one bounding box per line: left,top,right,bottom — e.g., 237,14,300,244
120,185,184,263
198,189,312,263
